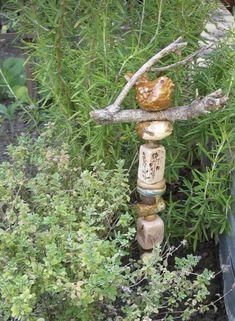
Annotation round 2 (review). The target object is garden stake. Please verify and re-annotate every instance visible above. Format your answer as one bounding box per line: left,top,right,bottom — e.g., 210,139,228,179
90,37,229,258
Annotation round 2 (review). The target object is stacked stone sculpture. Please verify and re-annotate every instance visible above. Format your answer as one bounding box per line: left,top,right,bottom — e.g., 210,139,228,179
133,74,175,255
135,120,173,252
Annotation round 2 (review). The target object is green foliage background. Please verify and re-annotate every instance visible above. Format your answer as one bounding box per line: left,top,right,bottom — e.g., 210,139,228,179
2,0,235,245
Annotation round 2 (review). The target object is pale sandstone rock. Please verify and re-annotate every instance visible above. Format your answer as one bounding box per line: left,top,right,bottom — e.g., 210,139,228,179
137,215,164,250
138,143,165,184
137,178,165,190
136,120,173,141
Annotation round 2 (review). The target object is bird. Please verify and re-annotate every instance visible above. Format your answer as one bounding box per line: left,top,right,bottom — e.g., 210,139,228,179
125,72,175,112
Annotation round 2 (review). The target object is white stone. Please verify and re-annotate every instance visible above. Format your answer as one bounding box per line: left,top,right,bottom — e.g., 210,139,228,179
138,143,165,184
137,215,164,250
136,120,173,141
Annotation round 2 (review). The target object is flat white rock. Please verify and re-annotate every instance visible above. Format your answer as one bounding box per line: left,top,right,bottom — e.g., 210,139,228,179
136,120,173,141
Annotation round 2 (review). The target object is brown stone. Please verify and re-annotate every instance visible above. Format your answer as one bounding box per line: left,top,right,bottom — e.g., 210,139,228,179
144,214,157,222
140,194,157,205
136,198,166,217
136,215,164,250
136,120,173,141
125,73,174,112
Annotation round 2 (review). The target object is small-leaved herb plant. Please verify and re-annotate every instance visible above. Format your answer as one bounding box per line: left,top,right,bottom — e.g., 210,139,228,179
0,125,214,321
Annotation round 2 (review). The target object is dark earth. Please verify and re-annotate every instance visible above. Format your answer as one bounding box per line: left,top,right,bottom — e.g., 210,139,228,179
0,32,228,321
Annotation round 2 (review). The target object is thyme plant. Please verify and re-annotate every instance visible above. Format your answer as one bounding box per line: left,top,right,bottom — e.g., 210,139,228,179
0,128,214,321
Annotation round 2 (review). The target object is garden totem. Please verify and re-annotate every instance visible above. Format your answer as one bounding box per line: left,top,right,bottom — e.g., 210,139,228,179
125,72,175,255
90,37,228,259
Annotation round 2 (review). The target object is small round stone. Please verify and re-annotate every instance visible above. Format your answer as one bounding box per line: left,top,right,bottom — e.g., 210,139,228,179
136,199,166,217
136,120,173,141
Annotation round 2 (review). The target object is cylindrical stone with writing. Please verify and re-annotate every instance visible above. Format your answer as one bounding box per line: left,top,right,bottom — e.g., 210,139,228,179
138,143,165,184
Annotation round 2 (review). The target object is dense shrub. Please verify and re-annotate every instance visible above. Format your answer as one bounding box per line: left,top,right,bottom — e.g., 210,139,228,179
0,127,214,321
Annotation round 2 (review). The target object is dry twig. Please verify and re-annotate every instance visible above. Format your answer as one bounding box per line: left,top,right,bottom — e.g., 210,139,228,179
150,45,211,73
90,38,228,125
106,37,187,114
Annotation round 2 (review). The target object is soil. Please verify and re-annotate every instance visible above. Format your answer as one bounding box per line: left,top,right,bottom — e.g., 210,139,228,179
0,37,22,62
0,30,28,162
184,241,227,321
0,108,28,163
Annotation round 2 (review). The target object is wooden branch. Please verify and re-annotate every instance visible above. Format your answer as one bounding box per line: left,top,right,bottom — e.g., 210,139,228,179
150,45,211,73
90,37,228,126
106,37,187,114
90,90,228,124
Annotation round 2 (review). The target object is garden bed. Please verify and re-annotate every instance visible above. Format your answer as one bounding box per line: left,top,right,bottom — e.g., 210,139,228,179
0,1,234,321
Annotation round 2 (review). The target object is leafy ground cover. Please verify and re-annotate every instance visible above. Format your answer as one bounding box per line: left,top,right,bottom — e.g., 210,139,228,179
0,122,223,321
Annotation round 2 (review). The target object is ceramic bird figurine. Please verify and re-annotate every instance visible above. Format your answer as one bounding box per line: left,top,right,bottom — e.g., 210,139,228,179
125,72,175,112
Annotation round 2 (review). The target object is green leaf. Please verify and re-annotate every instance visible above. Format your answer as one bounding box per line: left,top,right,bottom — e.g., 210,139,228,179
13,85,29,102
0,103,8,116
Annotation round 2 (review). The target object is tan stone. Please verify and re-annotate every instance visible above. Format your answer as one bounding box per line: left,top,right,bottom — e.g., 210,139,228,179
137,178,165,190
144,214,157,222
136,198,166,217
136,215,164,250
138,143,165,184
141,251,154,263
136,120,173,141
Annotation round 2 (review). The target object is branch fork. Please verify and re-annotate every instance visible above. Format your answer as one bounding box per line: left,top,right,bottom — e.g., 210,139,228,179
90,37,228,125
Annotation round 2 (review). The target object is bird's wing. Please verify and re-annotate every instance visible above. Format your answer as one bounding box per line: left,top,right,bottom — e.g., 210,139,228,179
147,82,161,103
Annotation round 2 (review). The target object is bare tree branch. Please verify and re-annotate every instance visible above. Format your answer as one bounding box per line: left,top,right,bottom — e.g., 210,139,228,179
90,90,228,124
150,45,211,73
90,37,228,126
106,37,187,114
